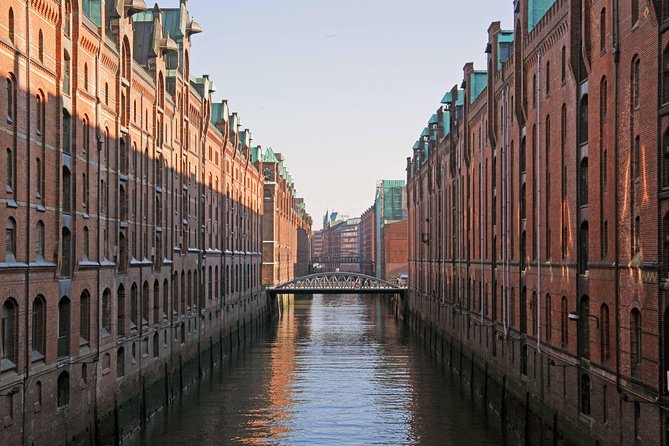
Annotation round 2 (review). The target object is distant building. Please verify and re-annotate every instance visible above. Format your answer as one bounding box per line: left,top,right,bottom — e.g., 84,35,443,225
358,206,376,276
382,220,408,280
320,212,362,272
374,180,407,278
311,230,323,258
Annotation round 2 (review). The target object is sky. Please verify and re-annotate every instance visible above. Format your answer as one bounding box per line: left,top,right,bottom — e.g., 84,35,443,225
163,0,514,230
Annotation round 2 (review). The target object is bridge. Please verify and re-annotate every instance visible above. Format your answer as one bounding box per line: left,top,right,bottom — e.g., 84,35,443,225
267,272,406,296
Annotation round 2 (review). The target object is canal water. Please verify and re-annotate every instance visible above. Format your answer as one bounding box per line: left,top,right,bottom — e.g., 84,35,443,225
139,295,500,445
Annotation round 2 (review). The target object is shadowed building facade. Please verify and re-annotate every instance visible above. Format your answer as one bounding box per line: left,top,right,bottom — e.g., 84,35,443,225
406,1,669,444
0,1,309,443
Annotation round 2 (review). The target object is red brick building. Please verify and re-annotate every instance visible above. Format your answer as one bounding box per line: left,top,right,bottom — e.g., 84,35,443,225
257,147,311,287
0,1,280,443
359,205,375,276
382,220,407,280
407,1,669,444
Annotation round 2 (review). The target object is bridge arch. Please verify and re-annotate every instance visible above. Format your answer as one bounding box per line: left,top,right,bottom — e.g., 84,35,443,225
268,272,406,296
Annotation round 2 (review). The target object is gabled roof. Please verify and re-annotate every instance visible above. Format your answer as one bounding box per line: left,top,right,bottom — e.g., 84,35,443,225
470,71,488,104
528,0,557,32
262,146,279,163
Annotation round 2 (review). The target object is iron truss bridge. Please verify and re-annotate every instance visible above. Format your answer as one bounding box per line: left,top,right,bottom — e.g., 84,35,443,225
267,272,407,296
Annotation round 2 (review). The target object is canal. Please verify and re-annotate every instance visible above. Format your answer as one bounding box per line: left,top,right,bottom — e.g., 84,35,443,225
137,294,500,445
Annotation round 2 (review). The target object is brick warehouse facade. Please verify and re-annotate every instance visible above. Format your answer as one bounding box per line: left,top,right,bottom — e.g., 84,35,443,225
0,0,310,444
406,0,669,444
257,148,311,287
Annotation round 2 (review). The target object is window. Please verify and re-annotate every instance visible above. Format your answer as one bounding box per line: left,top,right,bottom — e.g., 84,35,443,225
163,279,169,318
62,166,72,213
602,220,609,259
5,148,14,194
632,57,640,109
142,281,149,325
561,46,566,82
579,95,589,144
579,158,588,206
602,148,608,190
5,217,16,262
579,296,590,359
130,283,138,328
580,374,591,415
62,110,71,154
104,82,109,105
117,285,125,335
532,74,537,108
1,298,18,368
631,308,642,378
579,221,589,274
561,296,569,348
102,289,111,336
82,226,89,260
600,77,608,121
8,8,14,43
600,8,607,53
36,157,43,199
6,77,14,121
61,227,71,277
32,296,46,359
600,304,610,366
520,287,527,334
63,51,71,95
36,95,43,133
545,61,551,96
520,183,526,219
80,290,90,344
35,220,44,260
153,281,159,325
632,0,639,26
57,297,70,358
64,1,71,35
57,371,69,407
545,294,552,343
153,333,159,358
38,30,44,62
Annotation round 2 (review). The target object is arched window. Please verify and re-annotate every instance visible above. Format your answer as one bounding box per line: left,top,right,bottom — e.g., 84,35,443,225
62,166,72,214
163,279,169,319
153,333,159,358
117,285,125,335
8,8,14,43
520,183,526,220
561,296,569,348
102,289,111,335
531,292,537,336
631,308,642,378
579,221,589,274
600,8,607,53
545,294,552,343
62,109,71,154
57,297,70,358
180,271,185,314
519,137,526,173
580,374,591,415
634,215,641,255
79,290,90,344
142,281,149,325
600,77,608,121
82,226,89,260
35,94,43,133
130,283,138,328
63,51,71,95
545,61,550,96
187,271,192,309
64,1,71,35
38,30,44,62
117,347,125,377
561,46,566,82
600,304,610,366
632,57,640,109
6,148,14,194
579,95,589,144
61,226,71,277
153,281,160,325
57,371,69,407
35,220,44,261
32,295,46,359
579,158,589,206
5,217,16,262
6,77,14,121
1,298,19,366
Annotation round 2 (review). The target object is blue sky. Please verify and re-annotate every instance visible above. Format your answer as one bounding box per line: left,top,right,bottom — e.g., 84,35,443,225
164,1,514,229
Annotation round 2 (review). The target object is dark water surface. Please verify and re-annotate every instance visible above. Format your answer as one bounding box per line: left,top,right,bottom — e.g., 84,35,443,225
139,295,500,445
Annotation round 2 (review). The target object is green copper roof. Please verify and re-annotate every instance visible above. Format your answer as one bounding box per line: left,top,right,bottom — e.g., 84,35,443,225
428,114,438,125
251,146,261,163
420,127,429,137
456,90,464,107
412,141,420,150
210,101,228,126
470,71,488,104
497,30,514,69
442,111,451,136
441,91,453,104
262,147,278,163
528,0,557,32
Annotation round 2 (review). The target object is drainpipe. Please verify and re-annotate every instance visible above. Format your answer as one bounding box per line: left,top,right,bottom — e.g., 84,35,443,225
21,2,32,445
613,0,621,393
536,53,542,352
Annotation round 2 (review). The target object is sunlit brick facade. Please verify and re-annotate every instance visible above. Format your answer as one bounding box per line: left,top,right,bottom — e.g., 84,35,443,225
0,1,272,443
407,1,669,444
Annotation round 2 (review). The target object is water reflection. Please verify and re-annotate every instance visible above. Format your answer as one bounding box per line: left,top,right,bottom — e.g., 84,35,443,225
140,295,499,445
